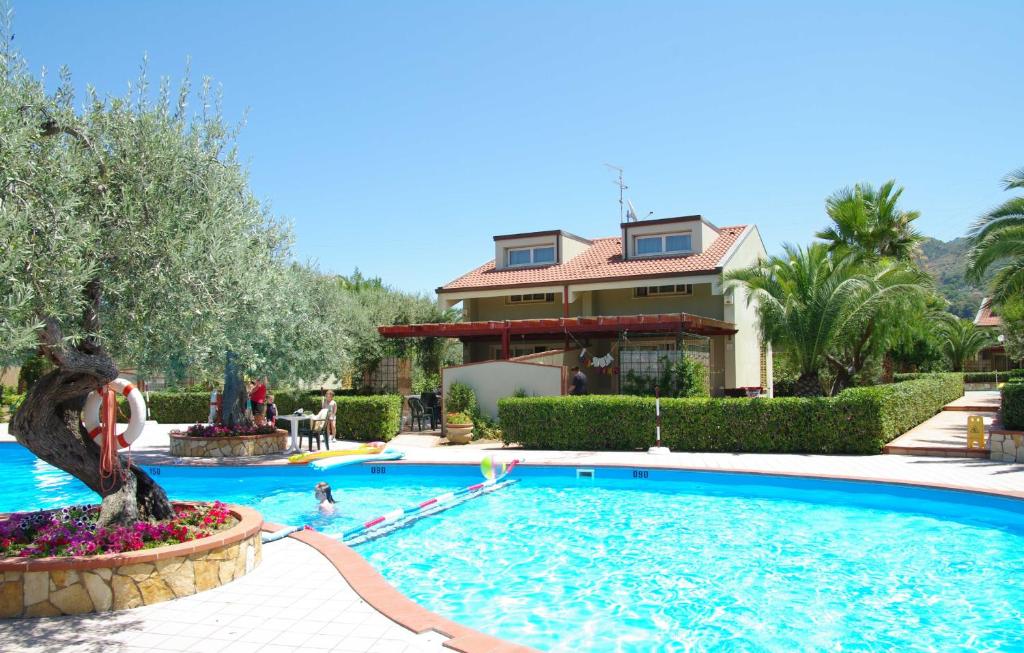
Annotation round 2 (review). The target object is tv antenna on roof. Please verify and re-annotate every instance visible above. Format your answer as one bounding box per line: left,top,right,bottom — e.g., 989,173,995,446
604,163,628,222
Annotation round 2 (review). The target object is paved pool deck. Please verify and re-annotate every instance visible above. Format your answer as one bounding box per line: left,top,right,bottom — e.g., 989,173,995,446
883,391,999,458
3,410,1024,652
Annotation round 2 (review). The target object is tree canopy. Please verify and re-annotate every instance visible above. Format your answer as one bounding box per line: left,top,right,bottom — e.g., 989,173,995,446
967,166,1024,305
726,243,933,395
817,179,923,262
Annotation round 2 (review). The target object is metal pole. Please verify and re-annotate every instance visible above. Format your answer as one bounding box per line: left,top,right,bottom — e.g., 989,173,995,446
648,385,668,455
655,385,661,448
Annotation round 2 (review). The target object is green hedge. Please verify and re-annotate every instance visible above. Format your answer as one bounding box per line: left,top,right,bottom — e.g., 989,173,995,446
498,373,964,455
894,370,1024,384
147,392,209,423
145,388,366,424
334,395,403,442
1001,381,1024,430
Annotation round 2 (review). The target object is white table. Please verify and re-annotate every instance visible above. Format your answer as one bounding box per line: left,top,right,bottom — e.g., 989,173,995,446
276,414,311,454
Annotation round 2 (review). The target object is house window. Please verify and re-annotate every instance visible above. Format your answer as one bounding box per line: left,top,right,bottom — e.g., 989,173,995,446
634,233,692,257
634,284,693,298
507,246,556,266
507,293,555,304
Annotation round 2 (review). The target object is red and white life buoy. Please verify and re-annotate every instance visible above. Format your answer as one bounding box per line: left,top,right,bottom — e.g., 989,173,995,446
82,378,146,450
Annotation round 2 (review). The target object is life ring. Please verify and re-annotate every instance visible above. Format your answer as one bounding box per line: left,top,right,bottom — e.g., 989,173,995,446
82,378,146,450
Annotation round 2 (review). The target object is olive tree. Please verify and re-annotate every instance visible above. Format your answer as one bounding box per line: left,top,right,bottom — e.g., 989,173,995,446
0,39,301,525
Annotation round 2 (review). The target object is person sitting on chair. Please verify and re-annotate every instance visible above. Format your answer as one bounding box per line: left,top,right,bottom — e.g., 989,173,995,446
314,481,336,514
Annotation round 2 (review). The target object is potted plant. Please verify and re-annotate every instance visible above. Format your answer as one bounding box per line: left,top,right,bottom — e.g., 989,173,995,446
445,411,474,444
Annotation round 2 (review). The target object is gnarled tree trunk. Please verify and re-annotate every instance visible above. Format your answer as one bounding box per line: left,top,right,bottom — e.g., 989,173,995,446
222,350,252,430
9,322,173,527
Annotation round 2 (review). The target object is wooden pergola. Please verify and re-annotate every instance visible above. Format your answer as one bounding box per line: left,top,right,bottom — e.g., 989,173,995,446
378,312,737,360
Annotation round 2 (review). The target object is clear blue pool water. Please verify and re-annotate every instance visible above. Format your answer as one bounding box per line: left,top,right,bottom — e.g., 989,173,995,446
4,442,1024,652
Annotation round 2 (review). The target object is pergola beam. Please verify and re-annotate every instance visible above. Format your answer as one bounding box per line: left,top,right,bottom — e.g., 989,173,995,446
378,313,738,341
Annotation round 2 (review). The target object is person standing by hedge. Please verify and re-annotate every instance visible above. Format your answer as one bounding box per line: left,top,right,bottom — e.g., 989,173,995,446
324,390,337,439
570,367,588,395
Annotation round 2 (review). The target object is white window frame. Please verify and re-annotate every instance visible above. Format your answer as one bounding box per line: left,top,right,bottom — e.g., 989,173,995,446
507,292,555,304
507,245,557,267
633,284,693,298
633,232,692,258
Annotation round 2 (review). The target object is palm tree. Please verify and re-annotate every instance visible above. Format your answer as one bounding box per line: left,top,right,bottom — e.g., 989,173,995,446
967,167,1024,304
727,244,932,395
934,316,994,372
817,180,924,262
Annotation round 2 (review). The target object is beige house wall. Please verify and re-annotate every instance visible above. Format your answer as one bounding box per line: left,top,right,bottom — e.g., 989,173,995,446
721,227,769,389
591,283,724,320
442,361,565,420
466,282,723,322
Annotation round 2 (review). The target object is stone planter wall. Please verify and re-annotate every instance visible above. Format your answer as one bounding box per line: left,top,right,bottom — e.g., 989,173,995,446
169,430,288,457
0,504,263,618
989,429,1024,463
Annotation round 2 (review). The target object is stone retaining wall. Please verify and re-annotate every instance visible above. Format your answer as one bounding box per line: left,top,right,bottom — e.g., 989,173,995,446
169,430,288,457
990,430,1024,463
0,505,262,618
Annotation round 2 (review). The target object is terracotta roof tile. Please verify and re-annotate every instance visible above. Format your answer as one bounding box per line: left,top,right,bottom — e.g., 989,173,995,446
975,298,1002,327
440,226,748,292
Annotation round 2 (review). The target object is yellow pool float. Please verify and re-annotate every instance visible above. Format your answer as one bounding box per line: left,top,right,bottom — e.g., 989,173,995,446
288,442,385,464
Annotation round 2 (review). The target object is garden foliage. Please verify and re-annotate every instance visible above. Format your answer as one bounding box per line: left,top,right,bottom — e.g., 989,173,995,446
0,502,233,558
1001,380,1024,430
894,370,1024,384
621,356,709,398
446,382,477,415
498,373,963,454
334,395,403,441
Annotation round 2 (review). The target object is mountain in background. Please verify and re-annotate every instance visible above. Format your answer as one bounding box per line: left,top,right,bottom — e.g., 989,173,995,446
917,236,986,319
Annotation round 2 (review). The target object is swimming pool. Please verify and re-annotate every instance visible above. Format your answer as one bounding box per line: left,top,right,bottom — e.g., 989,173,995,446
4,443,1024,652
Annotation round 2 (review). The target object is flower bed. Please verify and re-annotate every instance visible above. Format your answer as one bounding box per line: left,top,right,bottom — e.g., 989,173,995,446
169,426,289,457
184,423,276,438
1,503,233,558
0,503,262,618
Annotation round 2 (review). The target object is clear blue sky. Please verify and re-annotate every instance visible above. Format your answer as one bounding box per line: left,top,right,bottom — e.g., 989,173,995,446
16,1,1024,294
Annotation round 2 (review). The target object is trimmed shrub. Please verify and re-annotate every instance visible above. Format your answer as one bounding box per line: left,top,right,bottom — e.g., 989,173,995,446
271,390,322,416
896,370,1024,384
334,395,403,441
1001,381,1024,430
147,392,209,423
498,373,964,455
145,388,355,423
446,382,477,415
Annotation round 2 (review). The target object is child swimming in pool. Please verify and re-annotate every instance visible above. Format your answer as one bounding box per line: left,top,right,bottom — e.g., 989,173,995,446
315,481,336,515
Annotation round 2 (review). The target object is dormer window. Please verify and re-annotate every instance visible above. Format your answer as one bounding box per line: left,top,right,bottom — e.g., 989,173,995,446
634,233,692,257
508,246,556,267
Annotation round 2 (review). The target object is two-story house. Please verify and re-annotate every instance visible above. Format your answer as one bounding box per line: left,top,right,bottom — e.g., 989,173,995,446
381,215,771,396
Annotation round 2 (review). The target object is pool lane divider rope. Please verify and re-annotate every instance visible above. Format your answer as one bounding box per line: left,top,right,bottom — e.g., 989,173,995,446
341,459,521,543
